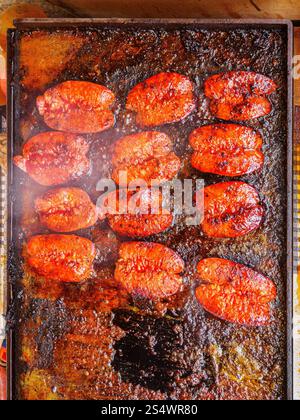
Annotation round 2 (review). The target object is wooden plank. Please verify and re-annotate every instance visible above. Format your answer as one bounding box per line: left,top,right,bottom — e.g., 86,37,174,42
49,0,300,19
294,28,300,106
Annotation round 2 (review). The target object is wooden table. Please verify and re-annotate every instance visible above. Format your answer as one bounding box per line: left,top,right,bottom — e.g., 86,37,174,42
49,0,300,19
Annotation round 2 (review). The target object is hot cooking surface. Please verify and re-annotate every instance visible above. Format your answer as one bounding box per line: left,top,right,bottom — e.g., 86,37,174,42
7,20,292,400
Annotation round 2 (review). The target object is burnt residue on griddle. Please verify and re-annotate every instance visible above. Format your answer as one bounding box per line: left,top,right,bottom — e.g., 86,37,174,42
9,24,289,400
112,308,215,397
26,298,69,369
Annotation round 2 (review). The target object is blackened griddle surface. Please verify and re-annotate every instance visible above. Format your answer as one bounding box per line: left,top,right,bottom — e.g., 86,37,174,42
8,22,289,400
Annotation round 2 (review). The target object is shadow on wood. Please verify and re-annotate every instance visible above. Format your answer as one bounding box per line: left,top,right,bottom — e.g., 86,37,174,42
48,0,300,19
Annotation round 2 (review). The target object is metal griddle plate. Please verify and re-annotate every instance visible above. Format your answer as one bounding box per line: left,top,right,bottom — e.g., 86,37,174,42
6,19,293,400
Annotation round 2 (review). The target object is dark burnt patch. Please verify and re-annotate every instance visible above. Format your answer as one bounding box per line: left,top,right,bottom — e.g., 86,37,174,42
112,308,215,396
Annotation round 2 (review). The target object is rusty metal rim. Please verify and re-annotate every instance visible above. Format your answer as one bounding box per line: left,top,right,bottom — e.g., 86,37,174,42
5,18,294,401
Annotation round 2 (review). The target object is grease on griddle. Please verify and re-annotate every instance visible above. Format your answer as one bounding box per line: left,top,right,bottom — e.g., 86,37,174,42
22,298,69,369
11,24,289,400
